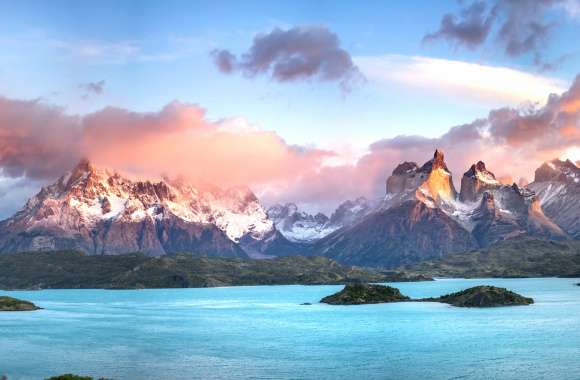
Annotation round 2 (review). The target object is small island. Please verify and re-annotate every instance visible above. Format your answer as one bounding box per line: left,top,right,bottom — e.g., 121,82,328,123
320,283,410,305
421,286,534,307
46,374,112,380
320,284,533,307
0,296,41,311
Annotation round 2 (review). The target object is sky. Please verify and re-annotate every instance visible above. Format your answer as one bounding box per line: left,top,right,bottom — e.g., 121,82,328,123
0,0,579,216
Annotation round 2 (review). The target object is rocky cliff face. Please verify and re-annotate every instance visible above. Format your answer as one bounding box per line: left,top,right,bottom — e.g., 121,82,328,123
470,185,566,246
0,160,279,257
313,200,478,267
528,159,580,238
385,150,456,208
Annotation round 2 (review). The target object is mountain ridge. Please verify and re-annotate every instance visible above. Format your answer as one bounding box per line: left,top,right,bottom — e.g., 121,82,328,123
0,159,279,258
0,152,577,269
310,150,570,267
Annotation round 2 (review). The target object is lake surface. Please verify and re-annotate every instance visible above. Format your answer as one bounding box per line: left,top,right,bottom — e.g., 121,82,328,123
1,278,580,380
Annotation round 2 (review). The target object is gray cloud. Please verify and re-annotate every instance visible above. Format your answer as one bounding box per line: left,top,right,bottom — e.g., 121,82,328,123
79,80,106,99
0,97,82,179
0,176,46,219
211,26,363,91
423,1,494,49
425,0,568,66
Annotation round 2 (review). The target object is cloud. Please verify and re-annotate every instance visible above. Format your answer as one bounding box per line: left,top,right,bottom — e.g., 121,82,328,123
423,1,494,49
0,75,578,216
270,74,579,211
425,0,571,67
0,98,331,192
211,26,363,91
356,55,566,104
561,0,580,17
0,174,44,218
79,80,106,99
0,97,82,179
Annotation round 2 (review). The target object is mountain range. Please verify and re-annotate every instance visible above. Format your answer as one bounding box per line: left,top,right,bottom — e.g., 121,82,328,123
0,151,578,268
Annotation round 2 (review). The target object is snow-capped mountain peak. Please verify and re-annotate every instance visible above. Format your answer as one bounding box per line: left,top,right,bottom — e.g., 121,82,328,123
1,159,274,255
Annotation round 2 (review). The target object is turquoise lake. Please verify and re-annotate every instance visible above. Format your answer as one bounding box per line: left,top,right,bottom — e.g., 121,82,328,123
1,278,580,380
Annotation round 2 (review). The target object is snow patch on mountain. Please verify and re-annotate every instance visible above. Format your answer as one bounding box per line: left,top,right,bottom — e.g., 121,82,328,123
5,159,274,245
268,197,379,243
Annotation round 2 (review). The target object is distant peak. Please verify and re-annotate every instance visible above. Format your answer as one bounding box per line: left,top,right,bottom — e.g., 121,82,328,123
534,158,580,183
392,162,419,175
63,158,97,187
464,161,496,181
474,161,486,172
419,149,449,173
73,158,94,173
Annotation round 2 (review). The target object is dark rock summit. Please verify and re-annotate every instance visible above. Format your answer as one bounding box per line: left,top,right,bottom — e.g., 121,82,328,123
420,149,450,173
534,159,579,183
422,286,533,307
320,283,410,305
0,296,41,311
459,161,501,202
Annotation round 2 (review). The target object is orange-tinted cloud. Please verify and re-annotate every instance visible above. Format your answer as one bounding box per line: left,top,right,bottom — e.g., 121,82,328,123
0,97,81,178
79,102,332,187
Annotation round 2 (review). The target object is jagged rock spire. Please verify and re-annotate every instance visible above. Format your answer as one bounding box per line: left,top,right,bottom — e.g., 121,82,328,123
459,160,500,202
465,161,492,178
419,149,450,173
386,149,456,203
433,149,445,168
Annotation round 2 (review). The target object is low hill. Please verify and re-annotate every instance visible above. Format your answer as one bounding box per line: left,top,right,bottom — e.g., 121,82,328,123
402,237,580,278
0,251,427,290
421,286,533,307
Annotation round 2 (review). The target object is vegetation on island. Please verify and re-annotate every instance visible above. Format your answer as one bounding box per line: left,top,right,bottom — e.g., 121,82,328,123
320,283,410,305
420,286,534,307
0,296,40,311
320,283,533,307
45,374,112,380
